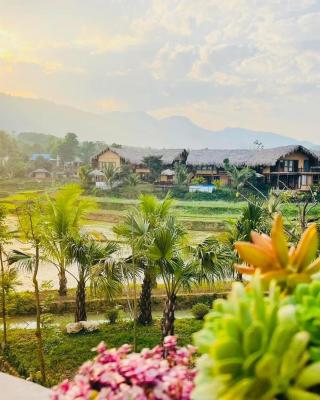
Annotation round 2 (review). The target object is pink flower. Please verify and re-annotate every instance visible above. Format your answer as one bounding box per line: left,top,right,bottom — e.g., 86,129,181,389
51,337,195,400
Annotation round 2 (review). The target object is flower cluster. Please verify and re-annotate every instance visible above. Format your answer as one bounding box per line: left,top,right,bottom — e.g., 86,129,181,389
51,336,196,400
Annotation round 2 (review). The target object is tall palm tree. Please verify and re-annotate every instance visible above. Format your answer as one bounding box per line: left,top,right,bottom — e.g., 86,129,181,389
43,184,95,296
114,194,173,325
148,223,199,337
68,235,120,322
9,196,47,385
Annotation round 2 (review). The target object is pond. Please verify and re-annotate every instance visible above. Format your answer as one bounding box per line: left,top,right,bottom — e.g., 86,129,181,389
1,310,193,330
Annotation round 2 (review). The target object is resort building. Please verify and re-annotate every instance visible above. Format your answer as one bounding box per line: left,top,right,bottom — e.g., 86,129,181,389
91,146,188,179
187,145,320,191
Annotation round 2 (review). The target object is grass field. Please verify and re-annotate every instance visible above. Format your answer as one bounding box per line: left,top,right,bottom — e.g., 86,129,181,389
5,319,202,386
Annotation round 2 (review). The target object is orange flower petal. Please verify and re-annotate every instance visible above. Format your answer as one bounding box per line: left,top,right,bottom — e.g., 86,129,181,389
261,269,290,283
235,264,255,275
304,256,320,275
293,224,318,270
251,231,274,254
271,214,288,268
235,242,274,271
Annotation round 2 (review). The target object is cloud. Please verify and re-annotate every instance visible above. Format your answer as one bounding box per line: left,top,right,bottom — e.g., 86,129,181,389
0,0,319,141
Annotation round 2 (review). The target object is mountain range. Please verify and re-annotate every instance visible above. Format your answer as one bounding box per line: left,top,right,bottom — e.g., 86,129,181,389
0,93,316,149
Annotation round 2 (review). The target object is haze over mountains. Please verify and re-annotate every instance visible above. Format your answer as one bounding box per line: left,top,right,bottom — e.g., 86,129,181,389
0,93,315,150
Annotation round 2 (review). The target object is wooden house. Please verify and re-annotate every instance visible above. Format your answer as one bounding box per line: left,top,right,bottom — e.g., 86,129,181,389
91,146,187,179
187,145,320,191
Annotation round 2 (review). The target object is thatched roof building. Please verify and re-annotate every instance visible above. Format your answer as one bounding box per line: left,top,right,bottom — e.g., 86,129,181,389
92,146,187,166
186,145,319,167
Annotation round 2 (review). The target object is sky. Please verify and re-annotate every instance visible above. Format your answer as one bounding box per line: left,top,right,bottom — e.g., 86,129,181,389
0,0,319,141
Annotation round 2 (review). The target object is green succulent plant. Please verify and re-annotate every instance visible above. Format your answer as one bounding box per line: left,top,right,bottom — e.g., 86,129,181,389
193,276,320,400
288,280,320,362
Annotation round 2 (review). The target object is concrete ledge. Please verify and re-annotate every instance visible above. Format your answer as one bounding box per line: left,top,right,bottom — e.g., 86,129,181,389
0,372,51,399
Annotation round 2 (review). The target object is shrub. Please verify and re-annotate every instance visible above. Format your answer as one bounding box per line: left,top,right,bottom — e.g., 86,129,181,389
51,336,196,399
191,303,209,320
105,307,119,324
193,277,320,399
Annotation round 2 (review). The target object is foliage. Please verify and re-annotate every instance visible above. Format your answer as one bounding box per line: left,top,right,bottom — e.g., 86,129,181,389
51,336,196,400
5,319,201,386
231,197,270,242
79,164,93,189
191,236,235,282
174,163,189,186
193,276,320,400
106,307,120,324
124,173,140,187
142,155,163,182
223,159,256,191
102,164,120,189
57,132,79,163
235,214,320,290
191,303,209,320
288,281,320,361
190,176,206,185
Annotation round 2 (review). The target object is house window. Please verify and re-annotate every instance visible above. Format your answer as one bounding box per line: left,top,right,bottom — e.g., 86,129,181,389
100,161,116,169
284,160,294,172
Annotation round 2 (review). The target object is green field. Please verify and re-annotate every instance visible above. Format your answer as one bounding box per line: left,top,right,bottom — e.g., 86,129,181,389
5,319,202,386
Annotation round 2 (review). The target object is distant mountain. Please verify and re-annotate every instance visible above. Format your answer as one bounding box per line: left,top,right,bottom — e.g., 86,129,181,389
0,93,316,149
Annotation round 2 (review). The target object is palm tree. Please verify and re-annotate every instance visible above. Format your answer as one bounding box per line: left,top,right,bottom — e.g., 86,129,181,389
67,235,120,322
124,173,140,187
148,223,199,337
174,163,189,186
9,196,47,385
43,184,95,296
114,194,174,325
191,236,235,283
223,159,256,191
79,165,92,189
102,164,120,189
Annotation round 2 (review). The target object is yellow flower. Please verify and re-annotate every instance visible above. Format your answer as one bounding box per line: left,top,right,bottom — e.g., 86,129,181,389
235,214,320,289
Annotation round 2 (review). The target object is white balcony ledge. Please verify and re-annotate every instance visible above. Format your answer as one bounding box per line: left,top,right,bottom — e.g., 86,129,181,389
0,372,51,399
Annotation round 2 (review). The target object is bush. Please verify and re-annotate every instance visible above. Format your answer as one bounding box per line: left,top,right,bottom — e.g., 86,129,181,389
106,307,119,324
191,303,209,320
193,277,320,399
52,336,196,399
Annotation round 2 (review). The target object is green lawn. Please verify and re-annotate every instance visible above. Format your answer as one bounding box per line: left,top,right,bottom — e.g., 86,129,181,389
5,319,203,386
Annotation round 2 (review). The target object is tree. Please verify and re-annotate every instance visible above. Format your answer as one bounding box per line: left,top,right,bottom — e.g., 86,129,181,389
223,159,256,192
79,165,93,189
191,236,235,283
9,196,47,385
174,163,189,186
79,141,98,164
42,184,95,296
0,205,12,348
142,155,163,182
148,221,200,337
114,194,174,326
124,173,140,187
102,164,120,189
57,132,79,163
68,235,120,322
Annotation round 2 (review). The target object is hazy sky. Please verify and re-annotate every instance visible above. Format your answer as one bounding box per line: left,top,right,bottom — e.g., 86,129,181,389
0,0,319,141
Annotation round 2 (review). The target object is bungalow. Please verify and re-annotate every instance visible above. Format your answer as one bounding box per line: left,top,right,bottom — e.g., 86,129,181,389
91,146,187,179
29,168,51,180
159,169,175,185
187,145,320,191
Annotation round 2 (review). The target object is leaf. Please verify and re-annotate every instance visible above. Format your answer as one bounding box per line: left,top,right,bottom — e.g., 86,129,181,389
293,224,318,271
296,362,320,389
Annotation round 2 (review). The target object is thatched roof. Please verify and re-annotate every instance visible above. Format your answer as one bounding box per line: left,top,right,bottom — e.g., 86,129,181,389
92,146,185,165
88,169,105,177
161,169,175,176
186,145,319,167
